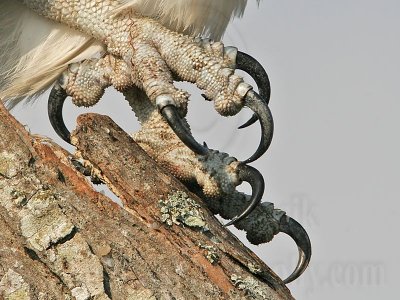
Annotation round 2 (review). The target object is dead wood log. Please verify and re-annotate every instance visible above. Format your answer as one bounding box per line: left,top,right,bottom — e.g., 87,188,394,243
0,102,294,300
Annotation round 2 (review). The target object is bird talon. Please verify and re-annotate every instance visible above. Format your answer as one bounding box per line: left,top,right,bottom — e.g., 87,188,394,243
224,163,265,226
236,51,271,129
6,0,313,287
159,105,208,156
48,83,71,144
279,215,312,283
243,90,274,164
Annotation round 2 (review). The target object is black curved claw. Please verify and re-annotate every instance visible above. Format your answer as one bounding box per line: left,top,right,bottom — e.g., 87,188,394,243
224,164,265,227
243,90,274,164
48,83,71,144
236,51,271,129
160,105,208,155
237,114,259,130
279,215,312,284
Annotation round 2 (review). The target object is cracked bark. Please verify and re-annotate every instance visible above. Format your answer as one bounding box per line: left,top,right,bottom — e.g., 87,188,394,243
0,102,294,300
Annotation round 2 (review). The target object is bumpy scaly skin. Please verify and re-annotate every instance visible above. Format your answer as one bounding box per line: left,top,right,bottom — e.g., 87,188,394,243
58,53,241,198
23,0,251,116
60,56,132,107
23,1,283,243
57,53,284,244
126,87,284,245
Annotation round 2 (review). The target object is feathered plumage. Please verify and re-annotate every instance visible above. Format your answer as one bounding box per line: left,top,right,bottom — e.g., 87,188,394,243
115,0,248,38
0,0,252,107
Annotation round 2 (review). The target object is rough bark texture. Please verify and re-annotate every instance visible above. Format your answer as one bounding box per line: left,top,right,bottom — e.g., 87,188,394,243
0,102,294,300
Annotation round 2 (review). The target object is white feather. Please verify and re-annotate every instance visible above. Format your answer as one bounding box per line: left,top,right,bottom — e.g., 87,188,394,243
115,0,251,39
0,1,104,108
0,0,253,108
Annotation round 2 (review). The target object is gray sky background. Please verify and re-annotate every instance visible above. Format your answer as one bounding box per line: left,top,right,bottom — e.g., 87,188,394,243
11,1,399,299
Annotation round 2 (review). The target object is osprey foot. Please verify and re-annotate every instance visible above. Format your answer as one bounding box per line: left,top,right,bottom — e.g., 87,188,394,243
47,29,273,162
48,55,132,143
20,0,310,284
48,48,272,221
131,113,311,283
145,32,274,163
194,39,272,130
206,191,311,284
47,63,310,282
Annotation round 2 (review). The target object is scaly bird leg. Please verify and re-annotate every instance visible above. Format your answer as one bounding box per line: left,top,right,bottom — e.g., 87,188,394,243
26,0,310,282
47,58,310,283
126,87,311,284
48,52,270,223
24,0,272,162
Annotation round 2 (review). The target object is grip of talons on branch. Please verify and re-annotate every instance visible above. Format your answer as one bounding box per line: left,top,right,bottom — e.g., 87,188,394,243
224,163,265,227
279,215,312,284
236,51,271,129
156,95,208,156
48,83,71,144
242,90,274,164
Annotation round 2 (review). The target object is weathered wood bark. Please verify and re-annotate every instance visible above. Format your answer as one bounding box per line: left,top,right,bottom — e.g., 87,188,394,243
0,102,294,300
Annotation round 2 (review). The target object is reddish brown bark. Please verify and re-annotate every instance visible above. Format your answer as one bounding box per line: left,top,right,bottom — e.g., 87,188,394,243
0,103,294,300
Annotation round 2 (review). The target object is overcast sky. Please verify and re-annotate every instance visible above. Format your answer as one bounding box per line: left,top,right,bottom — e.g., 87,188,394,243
11,1,399,299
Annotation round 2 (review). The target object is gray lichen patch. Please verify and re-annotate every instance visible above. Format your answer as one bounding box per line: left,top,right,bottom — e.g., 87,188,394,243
19,191,76,252
247,263,262,275
124,287,156,300
0,269,31,300
159,191,207,229
10,190,28,207
230,274,275,300
0,151,19,178
49,233,109,300
198,244,220,264
71,286,91,300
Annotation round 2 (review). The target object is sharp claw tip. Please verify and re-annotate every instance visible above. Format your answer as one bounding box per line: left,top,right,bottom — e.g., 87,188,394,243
238,123,249,130
242,91,274,163
223,218,238,227
48,84,72,144
160,105,208,156
238,113,259,130
280,216,312,284
223,164,264,226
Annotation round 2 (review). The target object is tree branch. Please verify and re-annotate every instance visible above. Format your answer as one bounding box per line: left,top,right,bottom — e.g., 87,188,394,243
0,102,293,300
